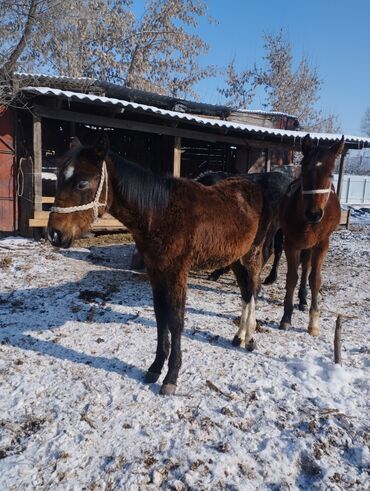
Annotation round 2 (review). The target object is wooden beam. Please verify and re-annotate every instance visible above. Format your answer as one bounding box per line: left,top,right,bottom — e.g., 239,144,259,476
42,196,55,203
33,115,42,212
32,210,122,227
336,149,347,198
29,212,124,229
29,218,125,229
173,136,181,177
33,104,248,146
33,104,298,151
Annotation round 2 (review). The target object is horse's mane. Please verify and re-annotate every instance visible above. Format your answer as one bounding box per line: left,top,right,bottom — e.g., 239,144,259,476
110,152,173,213
195,170,231,185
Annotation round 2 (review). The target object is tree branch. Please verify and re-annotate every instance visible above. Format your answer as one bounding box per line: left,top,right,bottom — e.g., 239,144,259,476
1,0,38,77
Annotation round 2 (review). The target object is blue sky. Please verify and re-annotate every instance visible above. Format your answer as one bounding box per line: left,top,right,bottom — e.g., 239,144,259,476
192,0,370,135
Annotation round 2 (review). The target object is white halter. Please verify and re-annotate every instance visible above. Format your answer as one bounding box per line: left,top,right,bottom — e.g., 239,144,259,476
301,185,334,195
51,161,108,222
301,188,333,195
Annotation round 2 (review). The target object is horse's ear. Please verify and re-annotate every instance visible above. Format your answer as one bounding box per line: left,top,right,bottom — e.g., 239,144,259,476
93,132,110,160
302,134,313,156
329,136,345,157
69,136,82,150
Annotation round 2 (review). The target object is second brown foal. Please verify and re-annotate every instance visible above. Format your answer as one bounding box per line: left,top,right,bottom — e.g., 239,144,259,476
279,135,343,336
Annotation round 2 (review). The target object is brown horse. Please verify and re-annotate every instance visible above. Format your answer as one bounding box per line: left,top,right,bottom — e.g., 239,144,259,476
279,134,344,335
47,135,272,395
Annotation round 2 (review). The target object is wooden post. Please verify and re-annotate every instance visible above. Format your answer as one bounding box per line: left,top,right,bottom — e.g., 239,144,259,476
70,121,76,138
235,145,248,173
33,115,42,212
336,149,347,199
173,136,181,177
334,315,343,365
265,148,271,172
346,177,351,204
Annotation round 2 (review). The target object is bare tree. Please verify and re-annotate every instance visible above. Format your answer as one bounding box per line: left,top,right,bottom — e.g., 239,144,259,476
0,0,44,103
0,0,214,99
121,0,215,97
218,30,340,132
217,59,255,108
361,107,370,137
342,152,370,175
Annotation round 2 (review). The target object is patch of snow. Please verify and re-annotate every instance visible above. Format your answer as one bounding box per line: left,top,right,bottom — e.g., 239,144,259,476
0,228,369,489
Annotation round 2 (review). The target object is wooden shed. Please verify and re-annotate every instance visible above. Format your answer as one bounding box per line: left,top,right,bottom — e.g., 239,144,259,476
1,73,369,236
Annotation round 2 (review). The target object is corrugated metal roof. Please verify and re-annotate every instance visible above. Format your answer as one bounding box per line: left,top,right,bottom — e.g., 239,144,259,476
19,86,370,147
14,72,230,117
233,108,297,119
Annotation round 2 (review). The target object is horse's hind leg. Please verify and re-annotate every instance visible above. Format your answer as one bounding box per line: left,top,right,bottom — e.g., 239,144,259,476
208,265,231,281
298,249,312,311
145,276,170,383
264,229,284,285
308,239,329,336
280,244,300,330
160,271,187,395
231,256,260,351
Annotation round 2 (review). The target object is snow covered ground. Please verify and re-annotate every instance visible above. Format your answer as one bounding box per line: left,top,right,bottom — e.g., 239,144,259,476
0,226,369,490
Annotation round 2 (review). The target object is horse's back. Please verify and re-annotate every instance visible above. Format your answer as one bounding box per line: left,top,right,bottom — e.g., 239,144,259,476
244,171,291,212
196,170,291,216
168,177,266,270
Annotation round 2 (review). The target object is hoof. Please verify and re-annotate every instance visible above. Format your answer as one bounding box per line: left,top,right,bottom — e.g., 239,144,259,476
144,371,161,383
279,322,291,330
263,276,275,285
246,338,257,351
308,327,319,337
232,335,242,347
159,383,177,396
298,304,307,312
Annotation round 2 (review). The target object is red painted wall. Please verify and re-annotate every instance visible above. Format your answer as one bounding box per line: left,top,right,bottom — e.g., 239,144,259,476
0,106,16,232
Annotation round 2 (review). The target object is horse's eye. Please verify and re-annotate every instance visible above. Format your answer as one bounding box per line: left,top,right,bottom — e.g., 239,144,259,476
76,180,89,190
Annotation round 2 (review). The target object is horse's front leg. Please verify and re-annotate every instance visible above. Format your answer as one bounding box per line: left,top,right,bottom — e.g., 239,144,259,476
160,271,188,395
231,254,260,351
280,243,300,330
264,228,283,285
308,239,329,336
298,249,312,311
144,276,170,383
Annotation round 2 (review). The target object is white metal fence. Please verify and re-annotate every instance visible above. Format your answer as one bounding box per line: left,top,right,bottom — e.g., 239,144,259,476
333,174,370,206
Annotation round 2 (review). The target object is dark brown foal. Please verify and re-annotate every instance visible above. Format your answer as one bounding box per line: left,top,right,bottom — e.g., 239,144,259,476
47,135,272,395
279,134,343,335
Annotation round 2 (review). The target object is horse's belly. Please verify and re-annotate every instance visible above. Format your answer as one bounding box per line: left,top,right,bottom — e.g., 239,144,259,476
190,230,255,271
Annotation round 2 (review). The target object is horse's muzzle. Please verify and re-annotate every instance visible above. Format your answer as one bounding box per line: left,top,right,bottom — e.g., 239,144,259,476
47,228,72,248
304,209,324,224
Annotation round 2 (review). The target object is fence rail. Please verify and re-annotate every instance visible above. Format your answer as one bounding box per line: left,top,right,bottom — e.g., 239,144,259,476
334,174,370,206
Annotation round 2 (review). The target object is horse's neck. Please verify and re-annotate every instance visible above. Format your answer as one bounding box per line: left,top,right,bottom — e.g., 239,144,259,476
109,183,151,232
105,159,158,233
